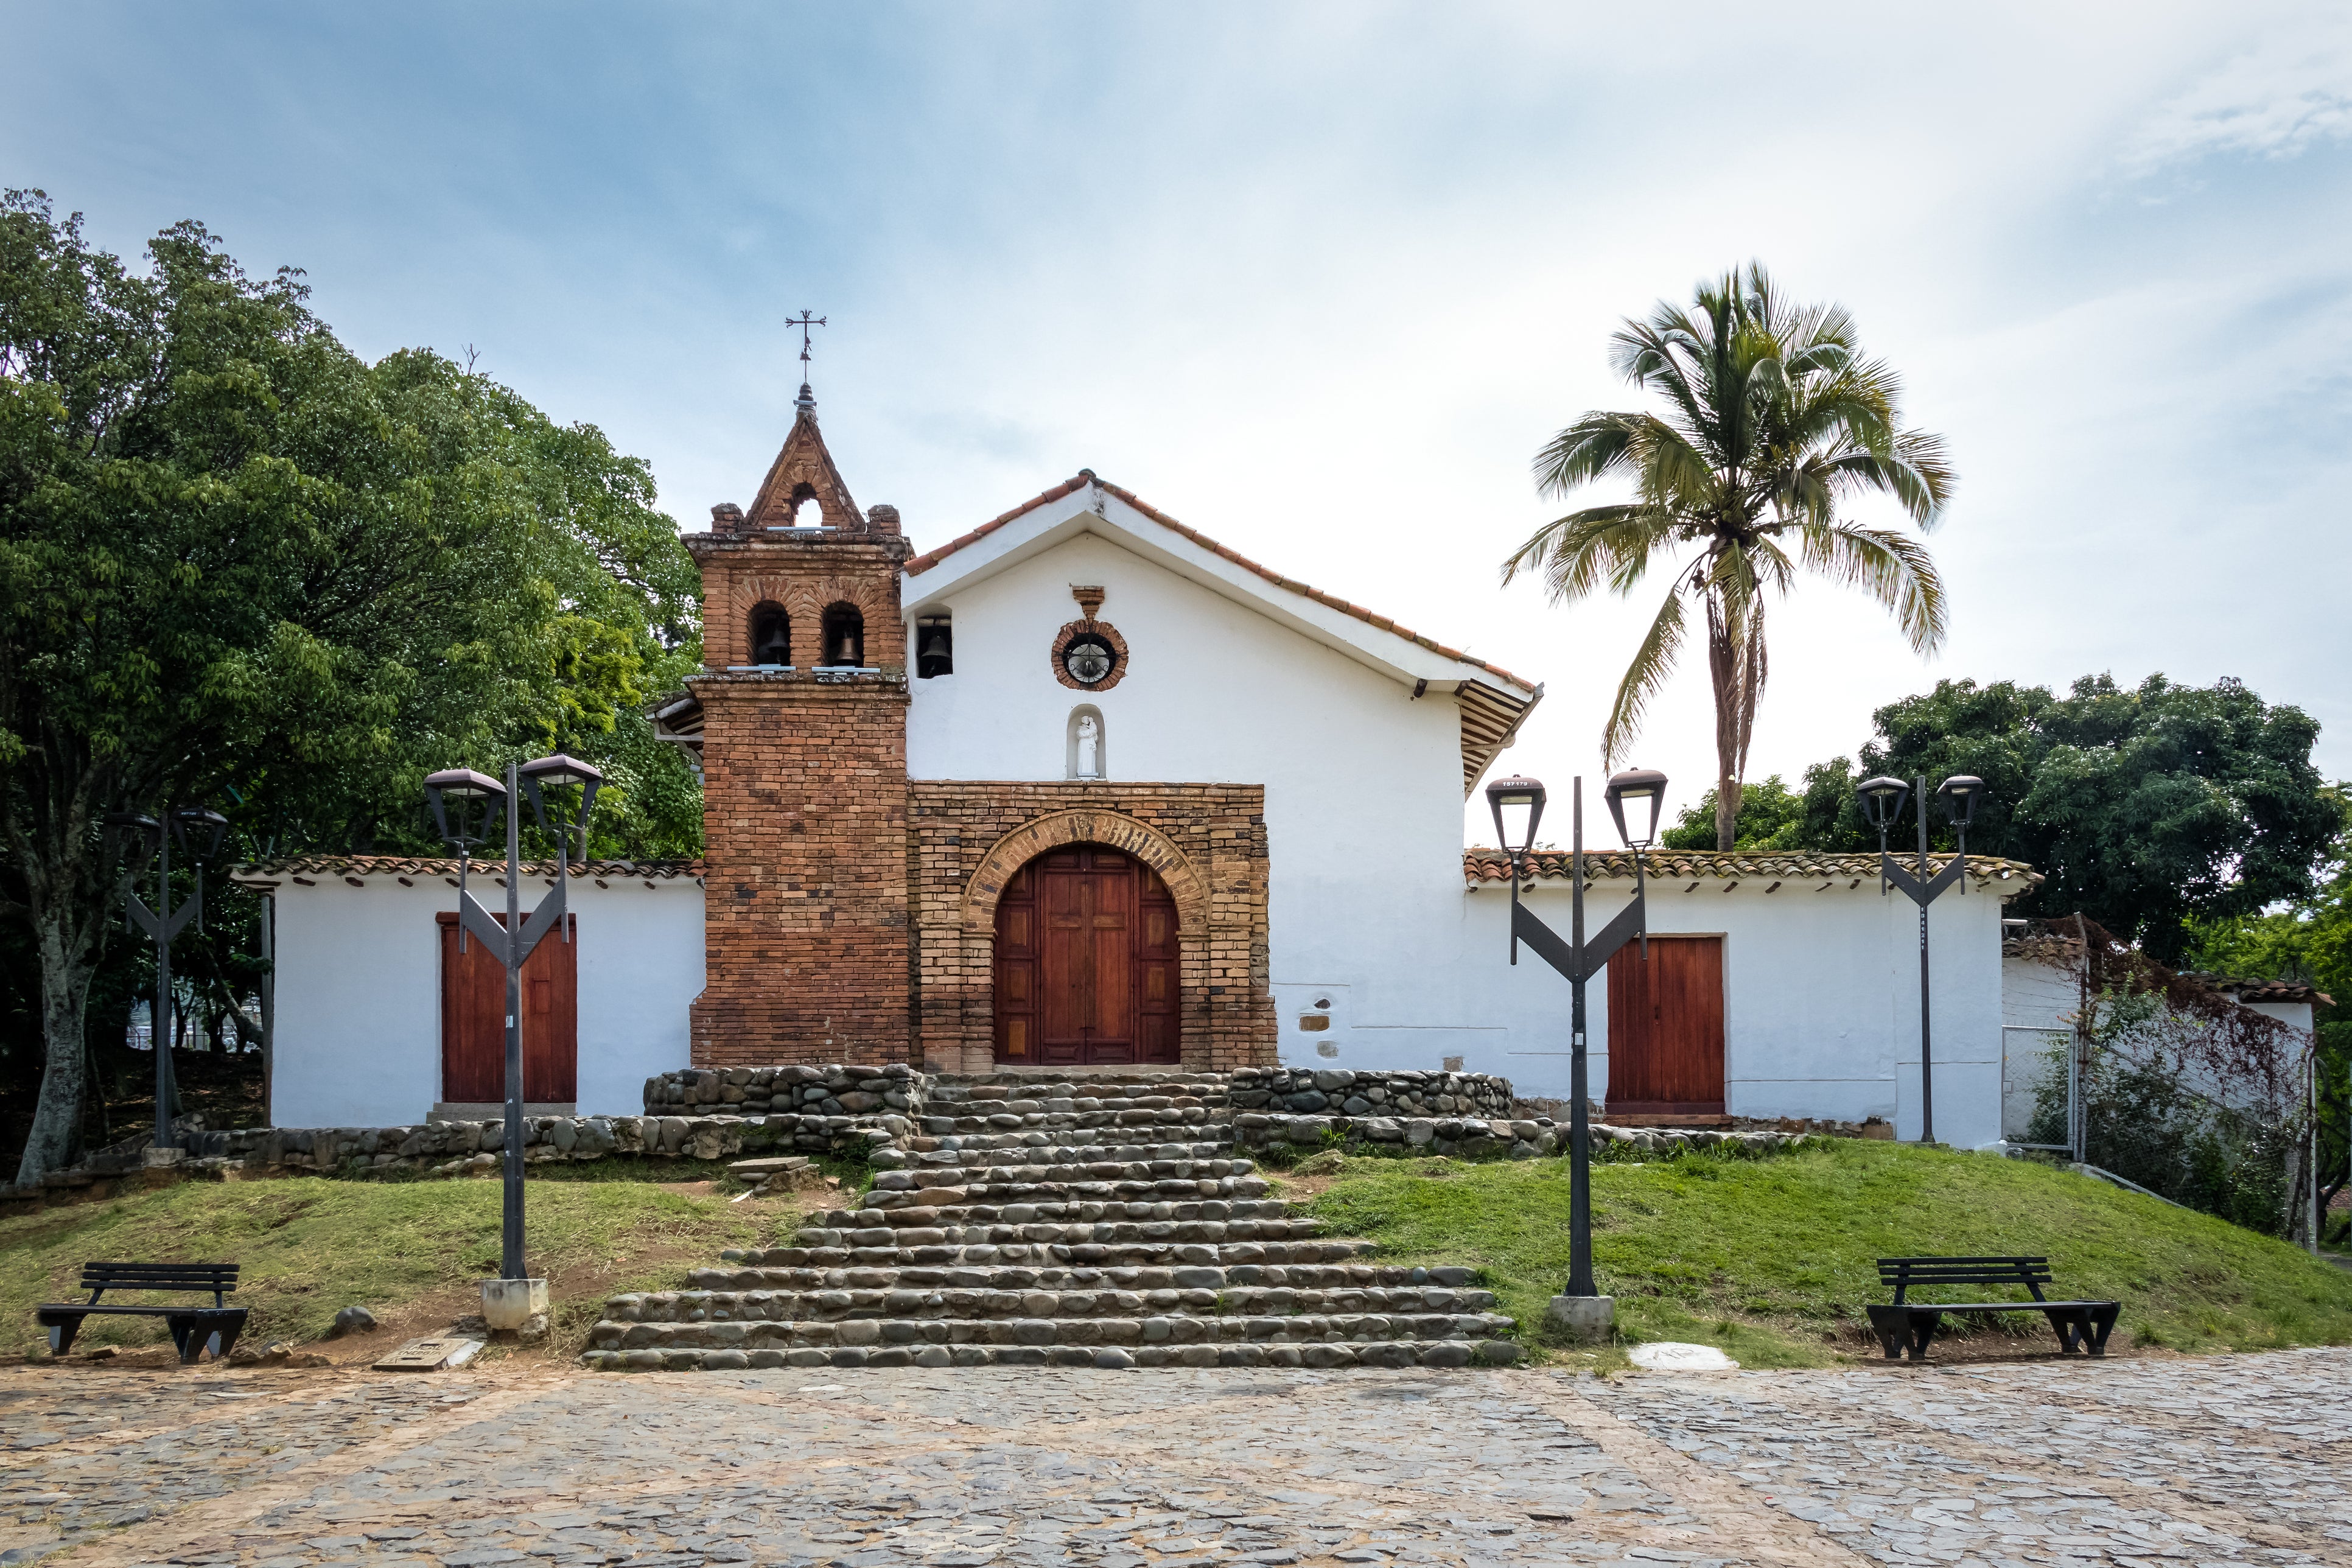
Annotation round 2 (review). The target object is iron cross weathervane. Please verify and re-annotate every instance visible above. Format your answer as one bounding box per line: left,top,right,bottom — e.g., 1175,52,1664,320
786,310,825,380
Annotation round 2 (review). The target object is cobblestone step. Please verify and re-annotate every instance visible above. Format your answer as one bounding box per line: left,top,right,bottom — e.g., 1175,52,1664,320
923,1108,1220,1133
706,1239,1381,1279
808,1195,1300,1225
898,1137,1233,1163
794,1219,1332,1250
584,1337,1516,1370
587,1309,1518,1354
611,1283,1499,1323
876,1157,1256,1186
672,1259,1471,1292
929,1078,1230,1101
590,1066,1521,1373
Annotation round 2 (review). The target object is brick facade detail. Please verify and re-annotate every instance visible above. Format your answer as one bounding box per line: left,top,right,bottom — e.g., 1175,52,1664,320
685,413,917,1064
687,671,914,1066
909,784,1276,1074
683,404,1277,1073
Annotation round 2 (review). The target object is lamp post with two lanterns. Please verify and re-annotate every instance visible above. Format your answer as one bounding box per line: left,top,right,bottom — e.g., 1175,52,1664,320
105,805,231,1153
1485,767,1668,1332
424,755,601,1309
1853,773,1986,1146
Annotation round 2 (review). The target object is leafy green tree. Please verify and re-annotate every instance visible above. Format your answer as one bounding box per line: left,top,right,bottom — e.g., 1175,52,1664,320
1659,773,1810,850
1502,263,1954,849
1779,674,2333,963
2189,788,2352,1222
0,192,699,1183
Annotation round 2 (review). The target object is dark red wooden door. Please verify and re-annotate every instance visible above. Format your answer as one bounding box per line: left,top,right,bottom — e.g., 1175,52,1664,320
993,846,1178,1066
1605,934,1724,1115
438,912,578,1103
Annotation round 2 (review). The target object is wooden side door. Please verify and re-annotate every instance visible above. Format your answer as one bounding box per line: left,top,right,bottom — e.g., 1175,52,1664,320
438,912,578,1103
1137,867,1179,1064
993,862,1040,1063
1604,934,1726,1115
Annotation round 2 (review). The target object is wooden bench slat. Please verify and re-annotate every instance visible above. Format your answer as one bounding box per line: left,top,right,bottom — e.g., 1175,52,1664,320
82,1263,239,1276
1869,1253,2117,1362
38,1260,250,1365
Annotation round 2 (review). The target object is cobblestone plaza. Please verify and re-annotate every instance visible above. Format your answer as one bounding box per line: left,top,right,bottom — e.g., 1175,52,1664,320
7,1348,2351,1568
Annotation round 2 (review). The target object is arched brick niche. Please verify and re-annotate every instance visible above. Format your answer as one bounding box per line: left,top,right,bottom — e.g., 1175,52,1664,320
909,783,1275,1075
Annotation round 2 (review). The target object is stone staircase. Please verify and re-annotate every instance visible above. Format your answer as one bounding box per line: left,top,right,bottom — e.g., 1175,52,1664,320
581,1069,1522,1371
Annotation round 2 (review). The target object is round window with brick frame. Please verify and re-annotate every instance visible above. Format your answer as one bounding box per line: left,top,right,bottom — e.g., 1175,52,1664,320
1051,620,1129,692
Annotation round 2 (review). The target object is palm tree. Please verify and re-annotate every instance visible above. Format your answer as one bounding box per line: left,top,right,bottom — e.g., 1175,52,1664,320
1503,264,1955,850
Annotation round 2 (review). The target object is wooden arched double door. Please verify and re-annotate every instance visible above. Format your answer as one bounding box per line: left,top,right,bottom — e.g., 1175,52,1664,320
993,845,1180,1065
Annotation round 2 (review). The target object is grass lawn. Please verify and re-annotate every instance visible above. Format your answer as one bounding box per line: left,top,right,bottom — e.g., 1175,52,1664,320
1297,1139,2352,1368
0,1161,792,1359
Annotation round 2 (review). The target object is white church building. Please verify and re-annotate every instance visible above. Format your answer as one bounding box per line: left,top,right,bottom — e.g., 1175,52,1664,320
239,391,2037,1144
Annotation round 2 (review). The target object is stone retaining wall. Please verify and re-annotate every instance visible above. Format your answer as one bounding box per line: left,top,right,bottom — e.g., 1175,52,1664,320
1237,1112,1807,1161
643,1063,926,1117
192,1112,906,1175
1227,1067,1518,1119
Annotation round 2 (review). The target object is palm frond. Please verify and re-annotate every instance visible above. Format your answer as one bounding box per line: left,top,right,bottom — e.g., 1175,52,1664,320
1797,520,1950,653
1499,503,1679,603
1601,578,1689,769
1531,411,1644,497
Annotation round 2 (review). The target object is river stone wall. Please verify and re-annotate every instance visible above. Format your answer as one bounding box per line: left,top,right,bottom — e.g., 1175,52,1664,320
1226,1067,1518,1119
190,1111,906,1175
644,1063,925,1118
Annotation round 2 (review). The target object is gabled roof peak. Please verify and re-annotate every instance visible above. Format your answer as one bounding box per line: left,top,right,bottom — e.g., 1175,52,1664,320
717,392,894,539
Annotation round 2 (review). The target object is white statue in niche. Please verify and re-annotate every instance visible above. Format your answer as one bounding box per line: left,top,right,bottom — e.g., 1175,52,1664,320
1075,713,1102,779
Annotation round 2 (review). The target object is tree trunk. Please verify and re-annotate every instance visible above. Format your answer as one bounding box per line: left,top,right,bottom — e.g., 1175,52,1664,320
1704,592,1766,852
13,903,102,1185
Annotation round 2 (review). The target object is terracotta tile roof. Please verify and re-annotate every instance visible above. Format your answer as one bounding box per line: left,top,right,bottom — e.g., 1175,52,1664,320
1465,848,2042,891
905,471,1539,697
233,856,703,884
2213,977,2335,1008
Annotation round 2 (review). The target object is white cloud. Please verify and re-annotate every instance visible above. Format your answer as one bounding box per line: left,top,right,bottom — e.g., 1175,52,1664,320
2124,21,2352,172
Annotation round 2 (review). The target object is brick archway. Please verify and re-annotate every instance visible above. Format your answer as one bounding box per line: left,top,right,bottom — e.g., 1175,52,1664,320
961,809,1208,937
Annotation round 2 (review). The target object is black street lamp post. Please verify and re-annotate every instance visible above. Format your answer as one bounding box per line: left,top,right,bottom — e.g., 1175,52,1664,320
425,756,600,1300
1488,767,1666,1329
107,806,229,1153
1855,773,1986,1145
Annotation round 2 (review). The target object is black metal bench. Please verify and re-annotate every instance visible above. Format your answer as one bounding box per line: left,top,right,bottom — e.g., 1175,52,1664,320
1868,1256,2119,1362
37,1262,248,1365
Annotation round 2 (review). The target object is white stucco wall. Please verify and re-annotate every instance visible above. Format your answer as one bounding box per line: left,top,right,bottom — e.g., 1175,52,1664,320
257,872,704,1127
906,527,1472,1054
1432,876,2013,1144
901,503,2017,1140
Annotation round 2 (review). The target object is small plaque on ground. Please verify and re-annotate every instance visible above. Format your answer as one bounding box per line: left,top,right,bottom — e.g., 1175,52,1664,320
1628,1341,1739,1371
374,1335,485,1372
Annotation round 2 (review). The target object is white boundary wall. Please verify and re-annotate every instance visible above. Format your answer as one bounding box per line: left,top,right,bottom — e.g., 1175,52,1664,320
261,873,704,1127
1276,872,2014,1148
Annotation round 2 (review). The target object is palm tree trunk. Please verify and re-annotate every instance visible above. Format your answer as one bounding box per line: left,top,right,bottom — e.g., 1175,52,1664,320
1704,592,1767,852
1706,598,1743,851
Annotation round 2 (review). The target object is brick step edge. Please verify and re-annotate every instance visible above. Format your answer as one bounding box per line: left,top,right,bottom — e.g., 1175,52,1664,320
584,1339,1521,1371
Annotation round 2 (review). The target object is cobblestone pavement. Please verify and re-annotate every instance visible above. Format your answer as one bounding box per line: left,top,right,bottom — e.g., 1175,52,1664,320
5,1349,2351,1568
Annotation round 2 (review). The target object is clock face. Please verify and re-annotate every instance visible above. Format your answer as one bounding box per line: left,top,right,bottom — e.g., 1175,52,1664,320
1062,635,1115,685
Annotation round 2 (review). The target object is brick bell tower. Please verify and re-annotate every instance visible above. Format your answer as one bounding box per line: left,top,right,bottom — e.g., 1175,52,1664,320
684,382,914,1065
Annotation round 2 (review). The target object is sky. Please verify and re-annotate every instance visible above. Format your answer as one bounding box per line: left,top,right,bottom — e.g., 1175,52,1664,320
6,2,2349,844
